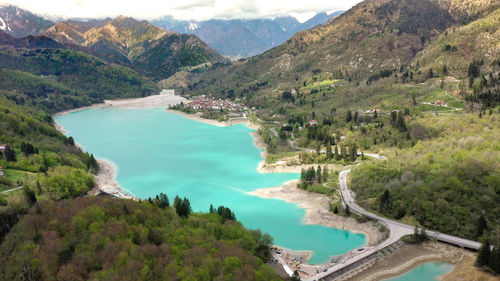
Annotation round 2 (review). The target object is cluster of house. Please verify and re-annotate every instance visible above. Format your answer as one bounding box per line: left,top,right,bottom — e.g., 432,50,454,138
185,96,248,115
363,108,381,114
422,100,448,107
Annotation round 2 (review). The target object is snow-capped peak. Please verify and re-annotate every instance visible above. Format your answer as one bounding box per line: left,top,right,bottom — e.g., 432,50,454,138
289,12,317,23
187,22,199,31
0,16,7,31
40,13,67,22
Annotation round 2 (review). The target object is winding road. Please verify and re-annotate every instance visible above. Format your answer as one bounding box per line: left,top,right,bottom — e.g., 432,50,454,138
304,155,481,281
0,186,23,194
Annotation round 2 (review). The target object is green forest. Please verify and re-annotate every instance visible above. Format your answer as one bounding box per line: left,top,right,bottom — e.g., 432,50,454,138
1,0,500,279
350,113,500,241
0,39,282,281
0,197,280,281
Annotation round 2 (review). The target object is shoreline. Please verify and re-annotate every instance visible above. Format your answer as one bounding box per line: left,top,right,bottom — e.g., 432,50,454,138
54,94,382,268
54,92,187,199
54,91,188,118
51,95,489,280
367,255,447,281
88,159,138,200
350,241,473,281
247,180,383,247
165,109,254,128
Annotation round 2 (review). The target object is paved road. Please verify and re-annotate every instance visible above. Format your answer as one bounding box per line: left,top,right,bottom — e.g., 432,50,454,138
272,251,294,277
339,168,481,250
0,186,23,194
305,158,481,281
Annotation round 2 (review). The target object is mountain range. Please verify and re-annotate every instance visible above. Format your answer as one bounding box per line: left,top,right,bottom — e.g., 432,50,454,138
0,4,55,37
0,4,342,59
1,0,500,279
151,11,343,58
40,16,227,79
174,0,500,104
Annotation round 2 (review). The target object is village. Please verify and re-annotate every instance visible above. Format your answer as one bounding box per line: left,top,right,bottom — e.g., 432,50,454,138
178,95,250,119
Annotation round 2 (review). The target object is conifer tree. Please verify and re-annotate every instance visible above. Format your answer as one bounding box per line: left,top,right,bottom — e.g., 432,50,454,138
316,166,322,183
380,189,391,212
350,143,357,162
477,215,487,238
157,193,169,209
326,142,333,159
476,240,491,267
322,166,329,182
23,186,36,207
4,145,16,162
87,154,99,173
346,110,352,122
174,197,192,218
340,145,347,160
334,145,340,160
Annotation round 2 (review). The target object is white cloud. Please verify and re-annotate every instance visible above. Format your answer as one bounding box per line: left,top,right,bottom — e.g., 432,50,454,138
1,0,362,21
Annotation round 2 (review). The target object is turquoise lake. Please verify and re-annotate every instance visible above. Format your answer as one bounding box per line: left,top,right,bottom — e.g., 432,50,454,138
383,262,454,281
55,107,366,264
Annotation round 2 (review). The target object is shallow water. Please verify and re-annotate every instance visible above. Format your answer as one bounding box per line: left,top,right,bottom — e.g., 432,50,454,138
383,262,454,281
56,107,366,264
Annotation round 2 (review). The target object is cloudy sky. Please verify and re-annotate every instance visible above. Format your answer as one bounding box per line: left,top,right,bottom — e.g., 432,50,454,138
1,0,362,21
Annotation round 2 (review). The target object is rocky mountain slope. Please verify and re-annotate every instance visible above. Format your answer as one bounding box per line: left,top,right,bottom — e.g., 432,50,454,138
151,11,343,58
42,16,227,79
0,4,55,37
413,4,500,76
176,0,499,104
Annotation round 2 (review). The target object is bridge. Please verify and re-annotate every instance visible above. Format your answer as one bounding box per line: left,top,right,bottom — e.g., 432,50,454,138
304,165,481,281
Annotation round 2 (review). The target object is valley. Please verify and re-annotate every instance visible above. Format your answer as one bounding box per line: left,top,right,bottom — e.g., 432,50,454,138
0,0,499,280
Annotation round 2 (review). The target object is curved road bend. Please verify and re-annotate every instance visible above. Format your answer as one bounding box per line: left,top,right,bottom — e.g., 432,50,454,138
305,160,481,281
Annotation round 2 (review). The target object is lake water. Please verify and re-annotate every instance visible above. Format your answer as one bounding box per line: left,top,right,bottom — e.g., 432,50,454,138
55,107,365,264
383,262,454,281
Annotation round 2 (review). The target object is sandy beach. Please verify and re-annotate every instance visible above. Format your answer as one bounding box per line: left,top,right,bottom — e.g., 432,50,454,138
88,159,138,200
54,90,188,118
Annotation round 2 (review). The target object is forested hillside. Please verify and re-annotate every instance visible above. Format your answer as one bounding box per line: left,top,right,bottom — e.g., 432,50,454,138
165,0,499,112
0,0,499,279
0,197,281,280
0,95,97,242
42,16,227,80
0,12,280,281
0,47,157,112
350,114,500,241
158,0,500,252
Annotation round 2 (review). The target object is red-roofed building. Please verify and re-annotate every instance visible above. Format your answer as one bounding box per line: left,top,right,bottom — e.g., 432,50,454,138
309,120,318,126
